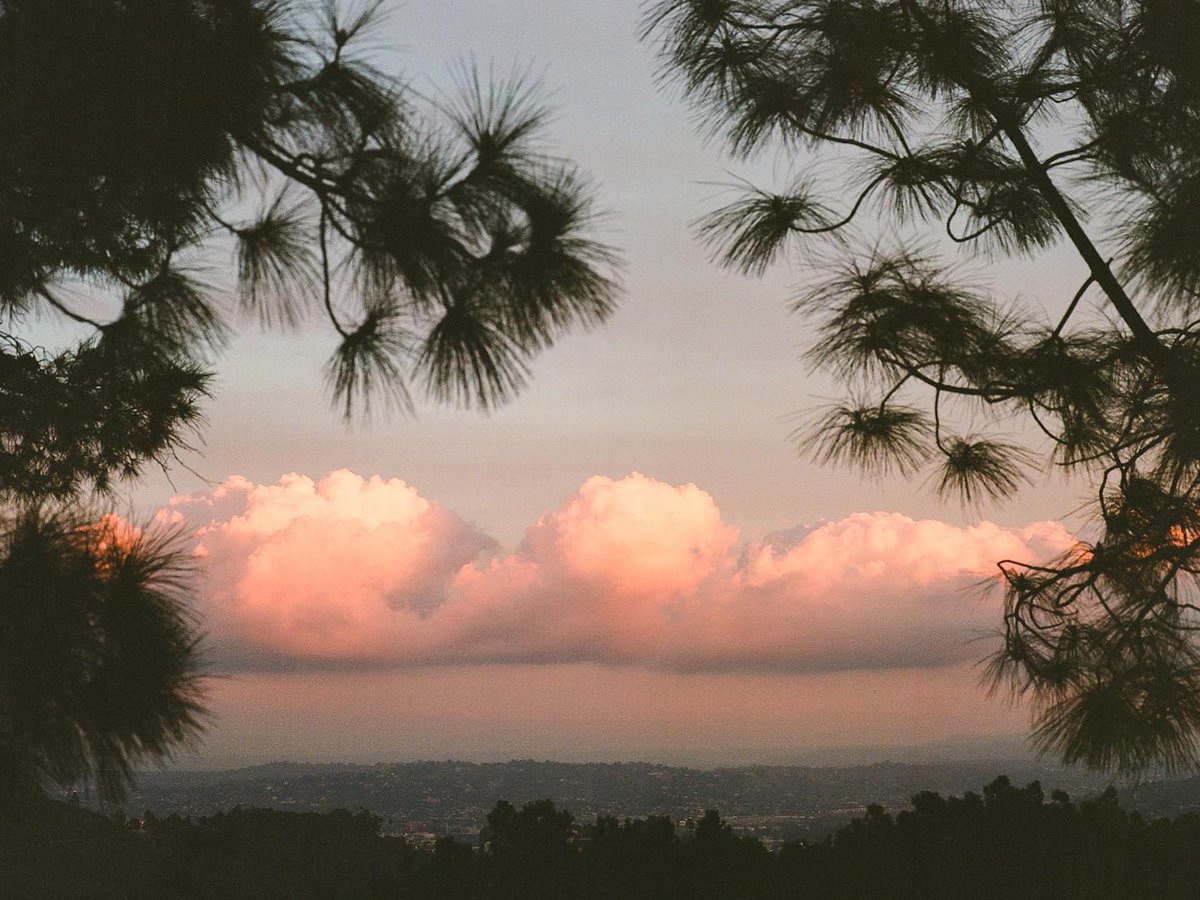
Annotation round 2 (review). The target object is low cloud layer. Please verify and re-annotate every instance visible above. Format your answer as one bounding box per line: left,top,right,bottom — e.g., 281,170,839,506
161,471,1074,674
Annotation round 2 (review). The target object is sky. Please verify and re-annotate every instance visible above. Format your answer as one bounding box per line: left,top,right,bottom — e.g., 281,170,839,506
99,1,1108,768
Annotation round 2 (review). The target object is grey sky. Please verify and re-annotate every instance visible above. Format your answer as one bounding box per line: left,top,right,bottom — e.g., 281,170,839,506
119,0,1092,551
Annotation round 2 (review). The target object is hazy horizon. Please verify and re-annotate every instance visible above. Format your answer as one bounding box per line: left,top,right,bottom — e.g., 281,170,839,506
161,731,1041,773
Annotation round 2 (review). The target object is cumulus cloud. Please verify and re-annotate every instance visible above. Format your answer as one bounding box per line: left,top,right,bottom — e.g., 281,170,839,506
164,470,1076,674
161,471,496,667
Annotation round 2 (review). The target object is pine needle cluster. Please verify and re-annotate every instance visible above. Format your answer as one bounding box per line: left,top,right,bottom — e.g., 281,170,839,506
648,0,1200,775
0,0,620,805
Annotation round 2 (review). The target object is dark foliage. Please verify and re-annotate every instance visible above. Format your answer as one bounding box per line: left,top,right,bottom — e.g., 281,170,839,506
0,0,619,500
0,510,205,807
645,0,1200,776
8,779,1200,899
0,0,617,809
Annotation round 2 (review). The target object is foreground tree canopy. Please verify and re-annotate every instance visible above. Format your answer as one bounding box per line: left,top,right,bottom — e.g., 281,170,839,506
0,512,204,807
647,0,1200,775
0,0,618,805
10,784,1200,900
0,0,619,498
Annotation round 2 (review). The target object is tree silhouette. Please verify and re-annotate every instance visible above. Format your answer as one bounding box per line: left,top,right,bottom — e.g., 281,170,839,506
1,0,619,495
646,0,1200,775
0,511,204,806
484,799,577,900
0,0,618,805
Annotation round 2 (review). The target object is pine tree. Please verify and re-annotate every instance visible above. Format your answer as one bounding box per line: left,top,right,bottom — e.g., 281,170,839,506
0,0,619,803
647,0,1200,775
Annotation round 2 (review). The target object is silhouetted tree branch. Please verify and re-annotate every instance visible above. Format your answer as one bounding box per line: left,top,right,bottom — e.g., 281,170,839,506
647,0,1200,776
0,0,619,806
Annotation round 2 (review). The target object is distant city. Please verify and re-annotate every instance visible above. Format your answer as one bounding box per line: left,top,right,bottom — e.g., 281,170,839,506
80,758,1200,848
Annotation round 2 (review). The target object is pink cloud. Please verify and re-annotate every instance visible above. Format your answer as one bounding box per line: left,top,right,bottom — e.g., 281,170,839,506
163,471,496,666
165,471,1076,674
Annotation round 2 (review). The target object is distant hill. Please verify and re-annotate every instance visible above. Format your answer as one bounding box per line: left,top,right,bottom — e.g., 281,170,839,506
110,758,1118,840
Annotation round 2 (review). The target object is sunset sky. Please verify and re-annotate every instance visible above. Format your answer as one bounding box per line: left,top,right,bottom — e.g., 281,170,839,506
94,1,1106,768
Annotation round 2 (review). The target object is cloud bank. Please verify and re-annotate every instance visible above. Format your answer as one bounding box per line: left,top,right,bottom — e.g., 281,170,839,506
161,471,1075,674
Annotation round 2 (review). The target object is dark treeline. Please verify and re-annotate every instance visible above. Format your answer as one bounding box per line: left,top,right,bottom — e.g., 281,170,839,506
4,777,1200,899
